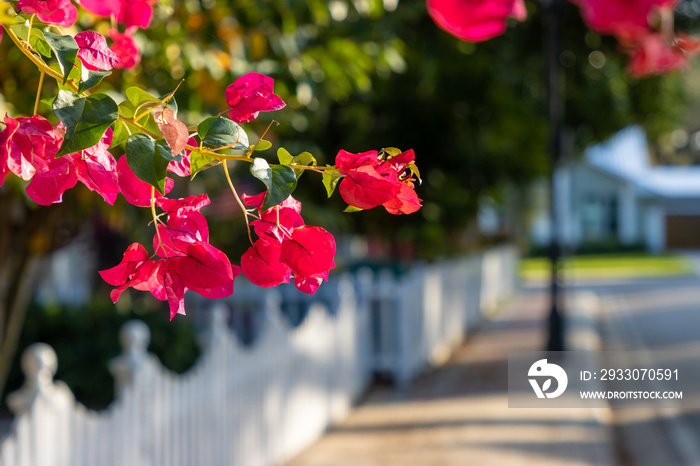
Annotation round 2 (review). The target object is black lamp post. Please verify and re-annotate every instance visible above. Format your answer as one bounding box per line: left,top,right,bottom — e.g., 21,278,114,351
544,0,565,351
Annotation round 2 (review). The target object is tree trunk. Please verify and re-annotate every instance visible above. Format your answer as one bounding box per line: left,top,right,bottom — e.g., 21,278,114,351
0,189,72,399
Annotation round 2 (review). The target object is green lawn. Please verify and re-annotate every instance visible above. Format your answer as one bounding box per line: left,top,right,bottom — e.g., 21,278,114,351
520,253,695,280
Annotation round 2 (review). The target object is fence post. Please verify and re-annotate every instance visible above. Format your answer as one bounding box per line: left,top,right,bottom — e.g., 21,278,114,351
109,320,156,466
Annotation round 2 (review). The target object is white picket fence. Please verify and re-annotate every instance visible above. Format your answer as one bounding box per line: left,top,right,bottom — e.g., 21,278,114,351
0,245,517,466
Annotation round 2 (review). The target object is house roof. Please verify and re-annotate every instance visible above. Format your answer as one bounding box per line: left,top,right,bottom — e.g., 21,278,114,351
585,126,700,199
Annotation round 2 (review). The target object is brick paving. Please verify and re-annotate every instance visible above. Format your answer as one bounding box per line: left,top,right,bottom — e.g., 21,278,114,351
287,290,616,466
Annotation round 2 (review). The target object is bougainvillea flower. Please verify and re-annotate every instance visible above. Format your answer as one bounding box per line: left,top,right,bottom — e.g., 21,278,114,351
570,0,677,39
626,31,698,78
240,193,336,294
101,196,240,319
225,73,286,124
240,239,292,288
25,156,77,205
17,0,77,28
109,29,141,70
0,115,63,182
75,31,121,71
70,128,120,205
81,0,156,28
426,0,527,43
279,226,336,278
116,155,173,207
335,148,422,214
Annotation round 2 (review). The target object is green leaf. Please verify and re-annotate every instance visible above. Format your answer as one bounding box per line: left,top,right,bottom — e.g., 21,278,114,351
10,25,51,57
278,148,317,177
117,100,161,136
78,69,111,94
277,147,293,165
322,168,341,198
249,158,297,211
125,134,177,193
44,31,79,85
197,116,249,150
344,205,364,213
53,90,118,156
0,5,23,26
49,62,80,82
126,87,161,107
190,151,219,176
253,139,273,151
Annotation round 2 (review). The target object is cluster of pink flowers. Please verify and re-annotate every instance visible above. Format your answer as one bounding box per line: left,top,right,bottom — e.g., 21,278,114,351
16,0,150,69
240,193,336,294
426,0,698,77
100,195,241,319
570,0,699,77
335,149,421,215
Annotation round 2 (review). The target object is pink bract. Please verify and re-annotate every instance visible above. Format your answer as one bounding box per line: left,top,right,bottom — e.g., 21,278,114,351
570,0,677,39
116,155,173,207
335,149,422,215
225,73,286,124
426,0,527,43
0,115,63,182
17,0,77,28
109,29,141,70
75,31,121,71
626,31,698,78
240,193,336,294
81,0,156,28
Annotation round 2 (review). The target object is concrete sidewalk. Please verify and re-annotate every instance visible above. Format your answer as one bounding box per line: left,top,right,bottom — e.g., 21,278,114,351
287,289,616,466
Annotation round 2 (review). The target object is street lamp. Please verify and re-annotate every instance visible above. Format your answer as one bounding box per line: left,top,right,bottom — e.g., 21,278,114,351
543,0,565,351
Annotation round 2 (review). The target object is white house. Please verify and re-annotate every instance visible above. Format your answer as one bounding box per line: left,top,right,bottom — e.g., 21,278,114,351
531,126,700,253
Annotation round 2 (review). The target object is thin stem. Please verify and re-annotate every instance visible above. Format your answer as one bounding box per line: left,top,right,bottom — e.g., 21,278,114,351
222,159,254,246
151,186,168,258
3,24,79,93
26,15,34,42
133,79,185,123
245,120,279,157
33,71,45,115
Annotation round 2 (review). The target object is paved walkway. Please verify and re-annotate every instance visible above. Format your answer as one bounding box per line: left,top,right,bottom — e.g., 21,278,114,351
287,289,616,466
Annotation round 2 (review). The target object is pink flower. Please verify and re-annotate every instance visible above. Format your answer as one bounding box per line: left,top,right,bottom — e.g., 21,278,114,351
17,0,77,28
101,195,241,319
570,0,677,39
70,128,120,205
116,155,174,207
0,115,63,183
335,149,421,215
225,73,286,124
426,0,527,43
80,0,157,29
109,29,141,70
626,31,700,78
75,31,121,71
240,194,336,294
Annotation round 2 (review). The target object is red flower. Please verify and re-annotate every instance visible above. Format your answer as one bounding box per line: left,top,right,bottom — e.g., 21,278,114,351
225,73,286,124
0,115,63,183
626,31,699,78
17,0,77,28
426,0,527,43
116,155,173,207
75,31,121,71
81,0,157,29
108,29,141,70
240,193,336,294
335,149,421,215
570,0,676,39
101,195,241,319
